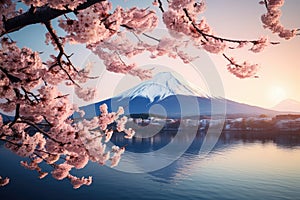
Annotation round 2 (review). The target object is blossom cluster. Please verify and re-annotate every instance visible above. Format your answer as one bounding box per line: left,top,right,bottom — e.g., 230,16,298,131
74,86,97,102
75,104,134,168
2,101,129,189
162,1,210,41
202,38,227,54
87,31,195,78
58,2,114,44
59,2,158,45
58,2,160,79
249,36,269,53
0,38,44,93
98,104,135,139
21,0,87,10
87,36,153,80
226,58,260,79
260,0,297,40
0,37,132,189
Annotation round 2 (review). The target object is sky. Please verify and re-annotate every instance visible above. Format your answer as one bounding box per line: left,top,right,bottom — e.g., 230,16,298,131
203,0,300,108
7,0,300,109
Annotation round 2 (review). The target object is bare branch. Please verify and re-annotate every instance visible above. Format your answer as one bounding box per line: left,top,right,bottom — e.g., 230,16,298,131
157,0,165,13
142,33,161,42
121,24,161,42
263,0,269,10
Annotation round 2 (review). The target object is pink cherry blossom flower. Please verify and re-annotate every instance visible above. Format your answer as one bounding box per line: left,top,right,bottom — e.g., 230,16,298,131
68,174,92,189
202,39,227,54
250,36,269,53
52,163,73,180
0,176,9,187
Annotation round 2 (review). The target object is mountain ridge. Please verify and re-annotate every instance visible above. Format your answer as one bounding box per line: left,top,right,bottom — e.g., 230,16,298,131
117,72,209,102
272,98,300,113
76,72,280,119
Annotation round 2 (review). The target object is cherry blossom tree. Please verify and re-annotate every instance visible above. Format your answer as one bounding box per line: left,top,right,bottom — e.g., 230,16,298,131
0,0,298,189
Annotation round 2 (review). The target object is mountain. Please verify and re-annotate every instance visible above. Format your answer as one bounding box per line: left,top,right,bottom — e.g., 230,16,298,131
77,72,278,119
118,72,208,102
272,99,300,113
0,113,14,122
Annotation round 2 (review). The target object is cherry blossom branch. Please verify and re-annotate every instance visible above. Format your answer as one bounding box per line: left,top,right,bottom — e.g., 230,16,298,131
63,53,80,74
183,8,279,45
44,21,80,87
260,0,298,40
121,24,161,42
223,53,241,68
34,149,60,158
223,53,259,78
0,137,21,147
1,0,106,37
21,87,40,103
44,21,64,58
0,67,23,127
9,89,20,128
42,116,54,127
0,66,21,83
18,120,65,145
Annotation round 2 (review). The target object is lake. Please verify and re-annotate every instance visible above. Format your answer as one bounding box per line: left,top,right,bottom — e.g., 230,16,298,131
1,130,300,200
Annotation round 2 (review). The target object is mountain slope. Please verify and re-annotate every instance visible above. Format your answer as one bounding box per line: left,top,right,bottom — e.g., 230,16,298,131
77,72,279,119
272,99,300,113
118,72,208,102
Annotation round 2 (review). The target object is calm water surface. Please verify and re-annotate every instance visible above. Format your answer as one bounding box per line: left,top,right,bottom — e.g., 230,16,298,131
1,131,300,200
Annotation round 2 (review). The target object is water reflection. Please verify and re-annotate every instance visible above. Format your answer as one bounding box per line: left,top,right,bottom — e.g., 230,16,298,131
112,129,300,153
111,129,300,182
1,129,300,200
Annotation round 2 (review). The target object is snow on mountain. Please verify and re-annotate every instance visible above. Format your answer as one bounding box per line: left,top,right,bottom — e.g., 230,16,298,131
76,72,280,119
118,72,208,102
272,99,300,113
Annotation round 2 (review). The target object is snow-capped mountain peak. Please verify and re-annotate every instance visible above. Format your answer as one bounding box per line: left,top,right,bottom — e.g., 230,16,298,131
118,72,208,102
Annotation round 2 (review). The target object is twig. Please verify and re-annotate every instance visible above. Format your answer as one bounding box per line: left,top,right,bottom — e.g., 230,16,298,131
142,33,161,42
183,8,280,45
8,89,21,128
42,116,53,127
263,0,269,11
0,67,21,83
222,53,242,68
157,0,165,13
0,137,21,147
18,120,65,145
21,86,40,102
44,21,80,87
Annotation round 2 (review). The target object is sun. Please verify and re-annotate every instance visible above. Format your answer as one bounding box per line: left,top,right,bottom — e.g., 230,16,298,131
269,86,287,102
